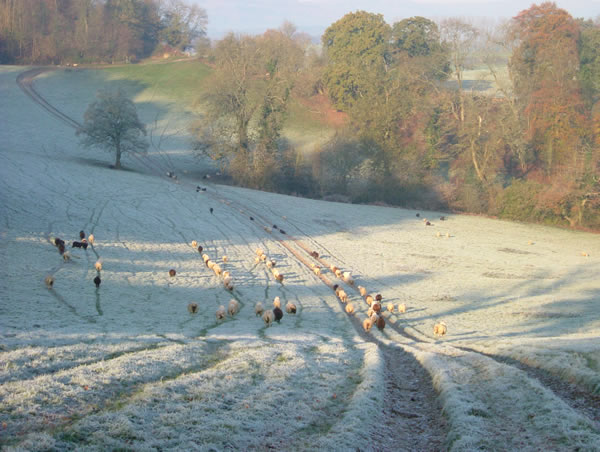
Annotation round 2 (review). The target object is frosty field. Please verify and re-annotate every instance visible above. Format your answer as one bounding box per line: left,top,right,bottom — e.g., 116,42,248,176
1,65,599,451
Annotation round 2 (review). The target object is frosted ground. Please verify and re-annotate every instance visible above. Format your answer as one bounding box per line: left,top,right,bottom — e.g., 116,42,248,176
0,65,599,451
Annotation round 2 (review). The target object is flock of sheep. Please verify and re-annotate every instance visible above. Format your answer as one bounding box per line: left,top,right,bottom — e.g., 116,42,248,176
45,230,102,290
43,230,447,338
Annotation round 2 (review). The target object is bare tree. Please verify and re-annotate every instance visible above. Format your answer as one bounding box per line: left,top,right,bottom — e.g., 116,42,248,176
77,89,148,169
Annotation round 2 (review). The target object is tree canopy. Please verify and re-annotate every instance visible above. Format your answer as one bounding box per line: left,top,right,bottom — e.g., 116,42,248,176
77,89,148,169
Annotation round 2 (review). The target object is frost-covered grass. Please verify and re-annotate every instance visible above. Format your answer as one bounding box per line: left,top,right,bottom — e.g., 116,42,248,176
1,65,600,450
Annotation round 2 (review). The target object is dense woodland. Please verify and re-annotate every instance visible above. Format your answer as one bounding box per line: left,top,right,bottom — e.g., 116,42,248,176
199,3,600,229
1,1,599,228
0,0,206,63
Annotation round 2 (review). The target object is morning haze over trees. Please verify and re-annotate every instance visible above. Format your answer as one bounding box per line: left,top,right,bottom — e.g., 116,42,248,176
1,1,598,229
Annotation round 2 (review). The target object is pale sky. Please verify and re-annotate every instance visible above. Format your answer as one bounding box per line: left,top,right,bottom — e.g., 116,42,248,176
194,0,599,39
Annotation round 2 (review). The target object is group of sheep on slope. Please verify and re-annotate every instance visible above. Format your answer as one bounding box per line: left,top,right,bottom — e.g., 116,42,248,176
316,256,447,338
45,230,102,290
184,242,294,327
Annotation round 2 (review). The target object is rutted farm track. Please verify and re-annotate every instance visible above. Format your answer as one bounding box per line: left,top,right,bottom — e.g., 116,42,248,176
2,66,599,450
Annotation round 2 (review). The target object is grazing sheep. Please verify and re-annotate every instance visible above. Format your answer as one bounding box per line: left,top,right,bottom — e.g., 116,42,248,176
54,237,65,247
188,303,198,314
88,234,94,245
310,251,319,258
280,229,286,235
345,303,355,315
191,240,198,248
372,303,381,313
255,302,264,317
207,260,215,270
436,231,441,238
260,254,267,262
335,269,342,279
376,316,386,330
440,216,446,221
255,256,261,264
213,264,222,276
370,312,379,324
433,321,447,337
72,241,88,249
367,307,375,318
216,305,226,320
330,264,338,273
209,207,213,214
365,295,374,306
223,276,233,290
363,317,373,332
222,256,228,263
93,275,101,288
273,306,283,323
446,232,450,238
95,261,102,272
375,294,383,302
198,245,203,253
425,221,432,226
397,303,406,314
262,310,274,327
273,296,281,309
256,248,264,256
250,216,254,221
223,271,230,278
333,284,339,292
273,269,284,282
45,275,54,289
62,252,71,262
285,303,297,314
358,286,367,297
202,254,210,263
313,267,321,276
228,299,239,316
79,230,85,240
343,272,354,285
266,260,274,269
169,269,176,277
338,289,348,303
386,302,395,313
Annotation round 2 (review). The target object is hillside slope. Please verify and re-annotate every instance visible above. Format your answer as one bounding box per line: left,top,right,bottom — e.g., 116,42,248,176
1,66,599,451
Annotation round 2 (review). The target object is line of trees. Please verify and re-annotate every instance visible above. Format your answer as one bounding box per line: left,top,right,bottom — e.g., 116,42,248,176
0,0,206,64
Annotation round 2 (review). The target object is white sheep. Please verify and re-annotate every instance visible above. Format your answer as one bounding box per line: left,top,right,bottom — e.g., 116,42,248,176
95,261,102,272
45,275,54,289
262,310,274,327
363,317,373,332
272,269,284,282
313,267,321,276
87,234,95,245
343,271,354,285
367,307,375,318
213,264,222,276
223,276,234,291
365,295,374,306
62,252,71,262
397,303,406,314
266,260,274,269
222,255,228,263
216,305,226,320
207,260,215,270
260,254,267,262
256,248,264,256
330,264,338,273
345,303,355,315
223,271,230,279
228,299,239,316
202,253,210,263
386,302,395,313
285,303,297,314
434,321,447,337
255,256,261,264
358,285,367,297
370,312,379,325
273,296,281,309
337,289,348,303
335,269,342,279
255,302,264,317
191,240,198,248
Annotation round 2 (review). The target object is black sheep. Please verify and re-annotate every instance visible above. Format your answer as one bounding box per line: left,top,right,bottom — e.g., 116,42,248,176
169,269,176,277
333,284,339,291
280,229,286,235
250,216,254,221
197,245,203,253
273,225,278,229
273,306,283,323
93,275,101,288
58,243,65,255
210,207,213,214
79,230,85,240
375,294,383,302
54,237,65,247
416,213,420,217
72,241,83,248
